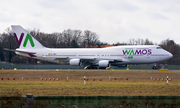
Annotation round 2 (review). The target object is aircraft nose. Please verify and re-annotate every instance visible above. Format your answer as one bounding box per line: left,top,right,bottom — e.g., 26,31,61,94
162,51,173,60
166,51,173,59
169,53,173,58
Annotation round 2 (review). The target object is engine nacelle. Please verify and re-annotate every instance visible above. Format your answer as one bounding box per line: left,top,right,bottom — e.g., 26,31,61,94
69,59,81,66
98,60,109,67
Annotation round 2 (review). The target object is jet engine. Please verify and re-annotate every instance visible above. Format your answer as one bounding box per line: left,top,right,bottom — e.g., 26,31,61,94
98,60,109,68
69,59,81,66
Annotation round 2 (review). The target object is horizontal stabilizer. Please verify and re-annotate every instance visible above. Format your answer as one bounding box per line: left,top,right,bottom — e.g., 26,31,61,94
4,48,36,54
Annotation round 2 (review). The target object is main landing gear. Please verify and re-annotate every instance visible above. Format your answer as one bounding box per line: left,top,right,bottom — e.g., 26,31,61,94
84,65,98,69
84,65,114,70
106,66,114,70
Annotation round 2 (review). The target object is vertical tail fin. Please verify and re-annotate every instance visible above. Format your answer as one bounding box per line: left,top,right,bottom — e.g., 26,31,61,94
11,25,45,49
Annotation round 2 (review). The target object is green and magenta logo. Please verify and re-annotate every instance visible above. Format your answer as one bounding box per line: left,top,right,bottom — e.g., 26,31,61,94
123,49,152,55
14,33,35,47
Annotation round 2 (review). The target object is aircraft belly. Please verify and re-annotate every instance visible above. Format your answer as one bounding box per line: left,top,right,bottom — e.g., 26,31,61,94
128,56,150,64
129,55,164,64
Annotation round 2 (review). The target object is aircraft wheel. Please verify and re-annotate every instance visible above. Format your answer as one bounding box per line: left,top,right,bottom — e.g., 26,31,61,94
152,66,157,70
99,67,106,69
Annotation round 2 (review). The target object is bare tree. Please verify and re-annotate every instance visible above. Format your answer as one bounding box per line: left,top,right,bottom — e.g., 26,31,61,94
144,38,154,45
128,38,154,45
83,30,100,48
159,39,180,65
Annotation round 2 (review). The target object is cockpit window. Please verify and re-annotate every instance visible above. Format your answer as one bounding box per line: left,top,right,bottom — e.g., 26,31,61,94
157,47,162,49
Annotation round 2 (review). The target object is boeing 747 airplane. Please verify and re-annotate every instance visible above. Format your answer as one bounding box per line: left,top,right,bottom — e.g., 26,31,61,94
4,25,173,69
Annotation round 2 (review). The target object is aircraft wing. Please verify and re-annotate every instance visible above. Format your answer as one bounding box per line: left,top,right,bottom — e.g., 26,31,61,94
113,58,130,62
77,58,130,65
42,56,130,65
43,56,96,64
80,58,130,66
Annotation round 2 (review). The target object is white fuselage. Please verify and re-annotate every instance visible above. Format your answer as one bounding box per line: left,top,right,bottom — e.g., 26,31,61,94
16,45,173,67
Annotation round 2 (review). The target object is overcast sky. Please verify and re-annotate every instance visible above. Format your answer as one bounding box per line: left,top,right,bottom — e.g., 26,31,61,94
0,0,180,44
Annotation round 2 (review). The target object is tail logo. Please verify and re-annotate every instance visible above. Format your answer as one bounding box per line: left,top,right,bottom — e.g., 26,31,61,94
14,33,35,47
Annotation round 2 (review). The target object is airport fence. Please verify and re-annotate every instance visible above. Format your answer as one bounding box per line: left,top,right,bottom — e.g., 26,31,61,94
1,62,180,70
0,96,180,107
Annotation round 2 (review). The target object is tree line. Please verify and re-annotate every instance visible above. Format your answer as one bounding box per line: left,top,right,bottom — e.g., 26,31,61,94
0,28,179,65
